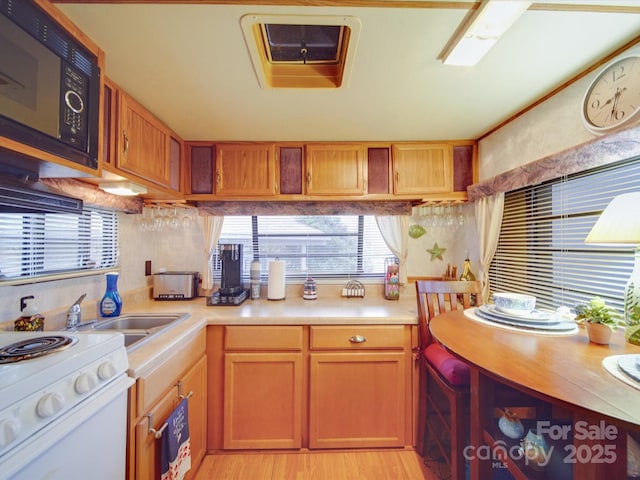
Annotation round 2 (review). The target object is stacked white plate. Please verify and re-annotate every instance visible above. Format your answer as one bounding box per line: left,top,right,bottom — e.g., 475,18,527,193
617,355,640,382
475,305,578,332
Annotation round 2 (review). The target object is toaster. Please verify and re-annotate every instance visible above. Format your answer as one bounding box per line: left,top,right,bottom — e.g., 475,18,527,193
153,271,199,300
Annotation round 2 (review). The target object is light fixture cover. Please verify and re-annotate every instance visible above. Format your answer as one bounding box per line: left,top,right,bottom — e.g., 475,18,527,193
441,0,532,66
585,192,640,244
99,181,147,196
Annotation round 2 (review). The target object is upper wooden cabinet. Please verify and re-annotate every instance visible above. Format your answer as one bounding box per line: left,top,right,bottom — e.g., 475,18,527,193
101,79,183,196
305,144,366,195
185,140,475,201
391,143,453,195
117,90,172,187
216,143,277,196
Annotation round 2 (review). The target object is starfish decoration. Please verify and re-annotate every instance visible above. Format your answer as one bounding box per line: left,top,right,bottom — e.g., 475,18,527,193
427,242,447,261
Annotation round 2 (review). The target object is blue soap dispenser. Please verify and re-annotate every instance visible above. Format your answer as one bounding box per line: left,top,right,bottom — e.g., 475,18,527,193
100,272,122,317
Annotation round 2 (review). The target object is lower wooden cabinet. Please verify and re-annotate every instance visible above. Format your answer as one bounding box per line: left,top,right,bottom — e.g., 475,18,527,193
207,324,415,451
309,352,406,448
129,332,207,480
224,352,303,449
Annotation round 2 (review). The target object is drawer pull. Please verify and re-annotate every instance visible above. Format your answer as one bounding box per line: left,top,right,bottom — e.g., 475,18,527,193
349,335,366,343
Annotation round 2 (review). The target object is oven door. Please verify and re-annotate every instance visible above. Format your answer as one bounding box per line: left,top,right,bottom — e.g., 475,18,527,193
2,374,134,480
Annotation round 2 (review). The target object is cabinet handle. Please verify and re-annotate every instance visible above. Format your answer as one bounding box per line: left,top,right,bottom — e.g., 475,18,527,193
145,387,193,439
145,412,169,439
349,335,366,343
177,380,193,401
122,129,129,155
216,170,221,187
306,171,311,186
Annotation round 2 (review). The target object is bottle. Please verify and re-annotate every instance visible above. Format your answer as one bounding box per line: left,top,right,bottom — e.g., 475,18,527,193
14,296,44,331
459,258,477,305
250,260,261,300
459,258,476,281
100,272,123,317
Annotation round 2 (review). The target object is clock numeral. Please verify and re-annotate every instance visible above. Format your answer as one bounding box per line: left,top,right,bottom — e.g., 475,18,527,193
611,65,626,83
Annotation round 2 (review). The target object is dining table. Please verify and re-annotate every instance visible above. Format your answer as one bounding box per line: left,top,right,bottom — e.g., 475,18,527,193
429,308,640,480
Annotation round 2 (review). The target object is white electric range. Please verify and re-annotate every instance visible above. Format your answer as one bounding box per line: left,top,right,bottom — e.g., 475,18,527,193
0,331,134,480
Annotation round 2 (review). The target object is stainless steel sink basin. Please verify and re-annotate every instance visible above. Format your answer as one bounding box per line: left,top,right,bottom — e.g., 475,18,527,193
123,332,149,349
94,313,184,331
82,313,190,351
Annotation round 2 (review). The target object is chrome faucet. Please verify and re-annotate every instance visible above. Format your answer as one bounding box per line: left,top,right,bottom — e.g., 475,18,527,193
66,293,86,329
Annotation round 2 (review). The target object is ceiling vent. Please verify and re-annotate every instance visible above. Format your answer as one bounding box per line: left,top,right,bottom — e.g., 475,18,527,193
241,14,361,89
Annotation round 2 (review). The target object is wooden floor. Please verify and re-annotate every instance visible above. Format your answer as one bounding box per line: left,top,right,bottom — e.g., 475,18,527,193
193,450,441,480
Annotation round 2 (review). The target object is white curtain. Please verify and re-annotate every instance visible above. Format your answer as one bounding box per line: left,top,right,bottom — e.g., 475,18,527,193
474,193,505,303
375,215,409,284
201,216,224,292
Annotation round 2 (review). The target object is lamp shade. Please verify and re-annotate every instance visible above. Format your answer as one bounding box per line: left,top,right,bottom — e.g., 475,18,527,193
585,192,640,244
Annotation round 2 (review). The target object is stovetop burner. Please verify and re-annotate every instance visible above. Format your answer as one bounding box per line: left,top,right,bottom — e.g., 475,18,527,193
0,335,77,364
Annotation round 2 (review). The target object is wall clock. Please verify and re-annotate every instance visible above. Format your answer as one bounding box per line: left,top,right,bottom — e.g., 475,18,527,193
581,52,640,135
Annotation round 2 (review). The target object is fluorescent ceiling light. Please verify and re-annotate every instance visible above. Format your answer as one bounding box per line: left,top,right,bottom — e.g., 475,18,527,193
440,0,531,67
99,181,147,196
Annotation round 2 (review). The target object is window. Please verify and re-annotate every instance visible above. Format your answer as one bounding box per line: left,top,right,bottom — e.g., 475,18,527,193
212,215,393,281
0,205,118,283
263,24,343,63
489,156,640,312
240,14,361,89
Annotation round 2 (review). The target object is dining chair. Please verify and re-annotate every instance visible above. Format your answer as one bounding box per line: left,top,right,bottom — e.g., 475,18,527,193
415,279,482,480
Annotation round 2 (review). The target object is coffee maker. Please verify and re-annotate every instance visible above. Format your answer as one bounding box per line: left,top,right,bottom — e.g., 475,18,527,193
207,243,249,305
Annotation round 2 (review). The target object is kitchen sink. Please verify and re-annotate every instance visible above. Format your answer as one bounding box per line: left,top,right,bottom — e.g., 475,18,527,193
75,313,190,351
93,314,184,331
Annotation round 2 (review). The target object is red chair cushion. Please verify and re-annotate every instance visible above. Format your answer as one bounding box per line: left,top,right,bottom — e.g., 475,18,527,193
424,343,470,386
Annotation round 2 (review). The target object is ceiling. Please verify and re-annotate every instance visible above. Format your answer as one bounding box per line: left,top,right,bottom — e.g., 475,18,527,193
54,1,640,143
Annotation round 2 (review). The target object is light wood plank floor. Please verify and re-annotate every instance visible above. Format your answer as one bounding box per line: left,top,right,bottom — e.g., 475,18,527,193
193,450,440,480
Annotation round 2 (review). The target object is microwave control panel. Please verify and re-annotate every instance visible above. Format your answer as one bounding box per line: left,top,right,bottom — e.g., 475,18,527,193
59,64,88,151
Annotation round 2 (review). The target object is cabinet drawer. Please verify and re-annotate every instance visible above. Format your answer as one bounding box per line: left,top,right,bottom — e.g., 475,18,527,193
225,326,303,350
137,331,206,416
310,325,405,350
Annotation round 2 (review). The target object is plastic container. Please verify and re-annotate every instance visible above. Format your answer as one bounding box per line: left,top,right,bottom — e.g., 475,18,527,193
14,296,44,331
100,272,123,317
384,257,400,300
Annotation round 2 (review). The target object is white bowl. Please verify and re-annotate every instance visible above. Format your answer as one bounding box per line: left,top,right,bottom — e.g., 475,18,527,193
493,292,536,315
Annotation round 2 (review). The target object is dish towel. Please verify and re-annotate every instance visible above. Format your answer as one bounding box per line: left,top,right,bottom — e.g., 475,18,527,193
161,398,192,480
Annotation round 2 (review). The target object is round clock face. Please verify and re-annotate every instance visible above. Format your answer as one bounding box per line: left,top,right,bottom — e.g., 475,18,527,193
582,54,640,134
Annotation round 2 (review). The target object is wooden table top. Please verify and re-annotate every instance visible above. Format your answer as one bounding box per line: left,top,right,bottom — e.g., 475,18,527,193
430,309,640,429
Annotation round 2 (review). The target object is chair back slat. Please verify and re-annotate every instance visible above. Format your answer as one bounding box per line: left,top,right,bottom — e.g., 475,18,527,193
415,280,483,349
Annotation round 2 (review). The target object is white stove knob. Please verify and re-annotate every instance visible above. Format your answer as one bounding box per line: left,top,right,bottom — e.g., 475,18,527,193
75,372,98,395
36,392,65,418
0,418,20,448
97,361,117,381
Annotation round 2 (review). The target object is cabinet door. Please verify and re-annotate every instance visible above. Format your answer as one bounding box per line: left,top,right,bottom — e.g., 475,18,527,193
224,352,302,449
135,385,178,480
216,144,277,196
181,355,207,479
305,144,366,195
309,352,406,449
117,91,171,187
392,143,453,194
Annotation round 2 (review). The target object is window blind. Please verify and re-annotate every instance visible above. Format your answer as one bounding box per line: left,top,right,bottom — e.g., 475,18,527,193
0,206,118,283
213,215,393,280
489,156,640,312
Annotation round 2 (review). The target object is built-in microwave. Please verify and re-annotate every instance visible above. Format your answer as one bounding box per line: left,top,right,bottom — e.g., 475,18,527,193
0,0,100,170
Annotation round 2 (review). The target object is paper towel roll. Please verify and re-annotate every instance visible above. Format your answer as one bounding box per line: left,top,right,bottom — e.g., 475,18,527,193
267,260,286,300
